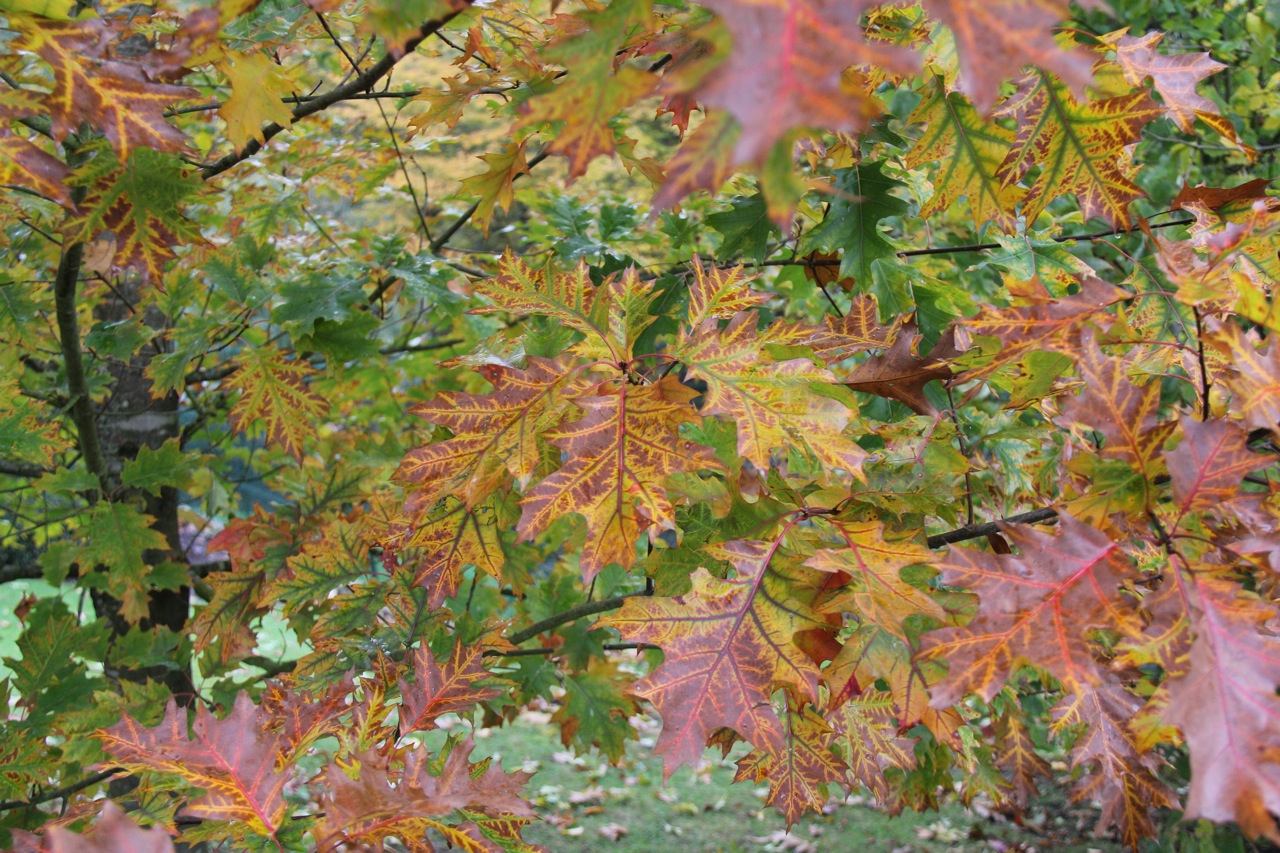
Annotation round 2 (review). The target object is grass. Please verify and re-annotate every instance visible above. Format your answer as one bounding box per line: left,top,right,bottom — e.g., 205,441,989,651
416,711,1124,853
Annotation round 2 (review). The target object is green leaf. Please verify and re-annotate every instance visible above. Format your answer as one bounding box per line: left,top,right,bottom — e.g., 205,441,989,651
121,439,196,496
707,194,774,263
801,161,908,284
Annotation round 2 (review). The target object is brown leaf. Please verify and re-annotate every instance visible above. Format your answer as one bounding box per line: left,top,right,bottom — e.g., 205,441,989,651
843,324,958,416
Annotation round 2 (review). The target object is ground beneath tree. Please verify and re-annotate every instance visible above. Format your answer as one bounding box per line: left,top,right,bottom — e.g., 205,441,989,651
415,709,1128,853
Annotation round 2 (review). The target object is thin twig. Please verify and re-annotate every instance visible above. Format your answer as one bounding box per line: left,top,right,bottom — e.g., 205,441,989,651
761,217,1197,268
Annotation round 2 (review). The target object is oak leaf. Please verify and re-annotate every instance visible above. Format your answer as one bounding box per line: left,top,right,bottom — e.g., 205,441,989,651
995,73,1161,229
398,642,503,733
957,277,1127,385
604,541,836,776
459,140,531,235
1057,328,1176,485
316,738,537,852
806,518,948,637
516,377,722,580
224,346,329,462
921,514,1143,706
693,0,917,164
0,127,72,209
396,355,584,509
1101,29,1250,153
1163,578,1280,842
1164,415,1271,520
841,324,959,417
43,802,175,853
96,694,290,838
800,161,908,285
63,147,205,286
906,77,1024,230
651,110,741,211
827,689,917,805
18,18,197,160
735,705,846,826
673,311,866,476
1053,685,1177,847
217,51,296,150
919,0,1096,112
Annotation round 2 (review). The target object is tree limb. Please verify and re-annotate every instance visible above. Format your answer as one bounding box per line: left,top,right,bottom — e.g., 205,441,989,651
53,239,107,486
200,6,472,181
505,590,651,647
926,507,1059,548
0,768,124,813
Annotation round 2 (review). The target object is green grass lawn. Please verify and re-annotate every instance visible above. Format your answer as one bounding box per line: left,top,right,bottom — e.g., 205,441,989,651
416,712,1124,853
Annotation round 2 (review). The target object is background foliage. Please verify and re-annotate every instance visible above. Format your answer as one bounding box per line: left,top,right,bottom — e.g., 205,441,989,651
0,0,1279,850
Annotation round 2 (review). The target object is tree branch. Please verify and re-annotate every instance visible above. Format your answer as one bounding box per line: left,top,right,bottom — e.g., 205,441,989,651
53,240,107,486
200,6,471,181
505,590,651,647
0,459,48,478
925,507,1059,548
0,768,124,813
761,216,1196,267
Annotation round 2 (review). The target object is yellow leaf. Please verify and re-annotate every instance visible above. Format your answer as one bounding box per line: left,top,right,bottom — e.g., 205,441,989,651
218,52,297,150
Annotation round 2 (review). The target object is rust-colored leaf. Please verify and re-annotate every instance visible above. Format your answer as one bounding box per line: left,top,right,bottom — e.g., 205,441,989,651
957,278,1127,385
1102,29,1250,153
316,738,537,852
920,0,1095,112
921,514,1143,706
18,18,197,160
842,324,959,417
398,642,503,733
396,354,583,509
517,377,722,580
603,541,836,776
995,72,1161,229
1163,577,1280,842
734,705,846,826
96,694,289,838
1057,328,1176,483
692,0,917,163
1053,684,1177,847
44,802,175,853
1164,415,1271,519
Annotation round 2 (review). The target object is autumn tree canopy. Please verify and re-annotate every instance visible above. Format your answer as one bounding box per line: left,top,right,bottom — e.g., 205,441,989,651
0,0,1278,849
